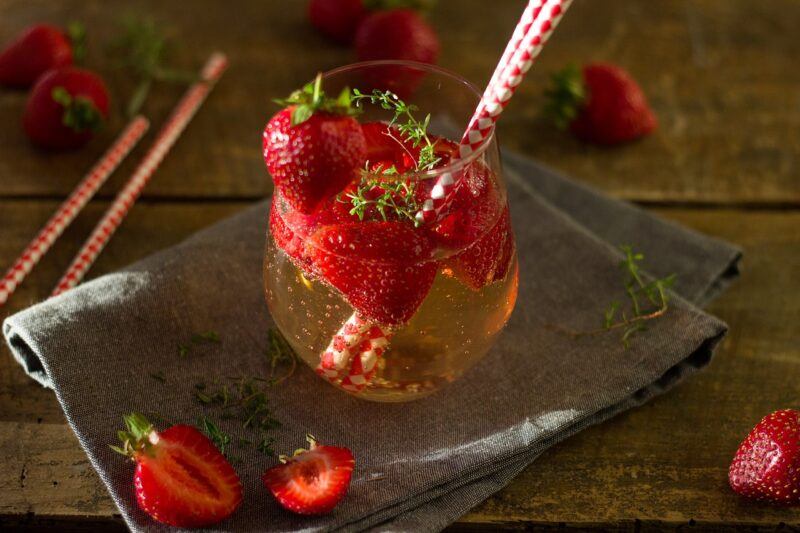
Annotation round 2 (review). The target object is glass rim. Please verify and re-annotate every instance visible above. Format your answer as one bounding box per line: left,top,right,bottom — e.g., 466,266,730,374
322,60,496,181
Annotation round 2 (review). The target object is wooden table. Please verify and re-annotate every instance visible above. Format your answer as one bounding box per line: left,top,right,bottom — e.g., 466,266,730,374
1,0,798,530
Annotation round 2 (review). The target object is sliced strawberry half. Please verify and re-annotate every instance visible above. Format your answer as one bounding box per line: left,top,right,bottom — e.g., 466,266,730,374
362,121,418,172
262,435,355,515
446,205,514,290
491,216,516,283
269,192,320,269
306,221,437,325
112,413,242,528
428,161,502,250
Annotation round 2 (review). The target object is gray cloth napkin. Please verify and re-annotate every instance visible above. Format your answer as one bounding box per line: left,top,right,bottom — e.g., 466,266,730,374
4,152,740,532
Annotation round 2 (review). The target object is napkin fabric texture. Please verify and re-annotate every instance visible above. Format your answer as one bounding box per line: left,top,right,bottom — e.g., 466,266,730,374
4,152,741,532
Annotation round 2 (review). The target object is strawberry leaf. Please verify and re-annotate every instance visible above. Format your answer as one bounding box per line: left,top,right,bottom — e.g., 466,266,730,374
290,104,314,126
112,17,198,118
275,73,361,125
51,86,104,132
544,64,586,130
112,413,155,458
66,21,87,64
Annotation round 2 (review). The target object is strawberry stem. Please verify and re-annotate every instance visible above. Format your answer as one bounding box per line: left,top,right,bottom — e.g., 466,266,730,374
277,434,319,463
275,73,361,126
543,64,586,130
110,413,155,458
546,245,676,348
66,22,87,64
112,17,198,118
51,86,104,132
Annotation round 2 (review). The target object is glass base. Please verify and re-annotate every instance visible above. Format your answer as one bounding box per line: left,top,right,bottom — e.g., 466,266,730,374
264,240,519,402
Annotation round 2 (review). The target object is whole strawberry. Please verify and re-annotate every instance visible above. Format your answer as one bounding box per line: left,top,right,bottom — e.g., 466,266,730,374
355,9,439,96
729,409,800,505
262,434,354,515
263,75,366,214
355,8,438,64
23,66,109,150
308,0,367,44
545,63,656,145
0,23,81,88
111,413,243,527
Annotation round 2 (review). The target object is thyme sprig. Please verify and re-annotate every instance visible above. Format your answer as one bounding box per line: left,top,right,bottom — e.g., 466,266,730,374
197,415,231,455
342,175,421,226
194,375,281,457
178,329,220,357
345,89,442,225
550,245,676,348
111,17,199,118
266,328,297,384
275,73,359,126
192,328,296,457
351,88,441,172
603,245,677,347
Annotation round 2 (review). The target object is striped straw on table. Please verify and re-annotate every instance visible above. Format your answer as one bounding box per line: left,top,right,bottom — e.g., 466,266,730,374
0,116,149,307
320,0,573,391
51,52,228,297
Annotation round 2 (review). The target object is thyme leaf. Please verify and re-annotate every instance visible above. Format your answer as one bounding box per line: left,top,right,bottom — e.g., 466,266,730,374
548,245,676,348
351,88,441,172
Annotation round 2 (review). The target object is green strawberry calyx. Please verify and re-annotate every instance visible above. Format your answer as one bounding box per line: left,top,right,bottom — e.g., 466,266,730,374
66,21,87,64
51,86,104,133
110,412,157,459
543,64,587,130
277,433,319,464
274,74,360,126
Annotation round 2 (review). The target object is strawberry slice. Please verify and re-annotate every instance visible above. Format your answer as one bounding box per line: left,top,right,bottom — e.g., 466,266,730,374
306,221,437,325
426,160,515,289
429,161,501,250
269,191,320,269
112,413,242,527
446,206,514,290
491,215,516,283
262,435,355,515
362,121,418,172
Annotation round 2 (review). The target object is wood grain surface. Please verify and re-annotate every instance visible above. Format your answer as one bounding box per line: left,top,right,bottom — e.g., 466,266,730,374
0,0,798,530
0,0,798,203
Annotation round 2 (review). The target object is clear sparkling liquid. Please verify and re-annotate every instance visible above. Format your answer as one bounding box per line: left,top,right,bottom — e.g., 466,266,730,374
264,238,519,401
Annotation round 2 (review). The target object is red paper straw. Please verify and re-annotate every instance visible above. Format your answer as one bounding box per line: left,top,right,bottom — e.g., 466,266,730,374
484,1,545,98
316,313,377,382
0,117,149,307
417,0,572,224
51,52,228,297
322,0,573,389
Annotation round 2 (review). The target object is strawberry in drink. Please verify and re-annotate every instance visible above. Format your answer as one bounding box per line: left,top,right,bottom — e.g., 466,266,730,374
262,64,518,401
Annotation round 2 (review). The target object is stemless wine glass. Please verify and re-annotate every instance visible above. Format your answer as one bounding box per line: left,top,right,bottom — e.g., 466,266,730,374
264,61,518,402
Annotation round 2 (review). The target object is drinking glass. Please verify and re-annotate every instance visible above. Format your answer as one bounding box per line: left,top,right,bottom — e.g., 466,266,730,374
264,61,518,401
